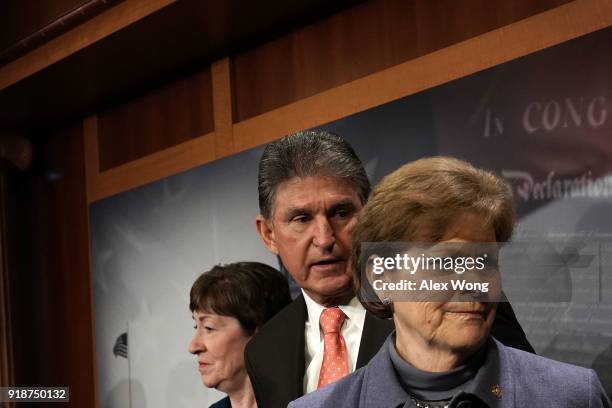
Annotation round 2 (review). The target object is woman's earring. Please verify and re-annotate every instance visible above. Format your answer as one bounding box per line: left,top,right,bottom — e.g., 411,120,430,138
382,296,392,305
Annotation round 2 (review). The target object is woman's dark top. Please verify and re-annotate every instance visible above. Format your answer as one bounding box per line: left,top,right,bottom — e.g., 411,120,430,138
209,396,231,408
388,334,488,407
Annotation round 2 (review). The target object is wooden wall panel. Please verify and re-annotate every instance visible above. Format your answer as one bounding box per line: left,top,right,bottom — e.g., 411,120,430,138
0,0,176,92
86,0,611,201
98,67,214,171
7,124,95,406
231,0,571,122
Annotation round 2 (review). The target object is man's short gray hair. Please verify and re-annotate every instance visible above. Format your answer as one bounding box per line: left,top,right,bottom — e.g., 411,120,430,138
258,130,371,220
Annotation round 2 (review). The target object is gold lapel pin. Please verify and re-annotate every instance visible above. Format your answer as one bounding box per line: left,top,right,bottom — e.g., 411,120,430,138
490,384,502,399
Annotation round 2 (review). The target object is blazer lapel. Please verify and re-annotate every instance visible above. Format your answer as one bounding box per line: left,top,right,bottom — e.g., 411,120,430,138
361,338,410,407
281,295,308,399
356,312,394,368
246,294,307,407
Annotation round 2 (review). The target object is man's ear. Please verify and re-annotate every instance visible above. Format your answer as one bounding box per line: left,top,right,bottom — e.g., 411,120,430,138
255,214,279,255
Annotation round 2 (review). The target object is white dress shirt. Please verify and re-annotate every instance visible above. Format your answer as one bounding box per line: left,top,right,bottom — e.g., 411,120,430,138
302,289,367,393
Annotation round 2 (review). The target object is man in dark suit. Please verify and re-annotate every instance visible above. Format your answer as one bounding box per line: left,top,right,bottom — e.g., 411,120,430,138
245,130,533,408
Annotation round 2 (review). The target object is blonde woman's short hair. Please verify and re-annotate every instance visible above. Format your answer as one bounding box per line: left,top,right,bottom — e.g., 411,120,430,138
352,156,515,319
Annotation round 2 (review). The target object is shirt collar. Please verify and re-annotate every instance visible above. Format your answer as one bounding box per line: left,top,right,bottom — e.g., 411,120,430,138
301,289,366,337
303,289,325,339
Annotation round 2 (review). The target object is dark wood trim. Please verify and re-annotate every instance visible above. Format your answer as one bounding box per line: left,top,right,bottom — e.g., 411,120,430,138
0,0,176,91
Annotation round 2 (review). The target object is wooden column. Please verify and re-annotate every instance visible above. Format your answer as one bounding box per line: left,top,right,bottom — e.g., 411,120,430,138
212,57,235,158
0,172,15,392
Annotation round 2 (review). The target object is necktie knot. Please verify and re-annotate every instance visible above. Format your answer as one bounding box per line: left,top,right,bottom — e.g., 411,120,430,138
319,307,346,335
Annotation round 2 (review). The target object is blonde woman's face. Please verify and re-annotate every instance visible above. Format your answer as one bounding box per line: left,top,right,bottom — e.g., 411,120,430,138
392,213,498,355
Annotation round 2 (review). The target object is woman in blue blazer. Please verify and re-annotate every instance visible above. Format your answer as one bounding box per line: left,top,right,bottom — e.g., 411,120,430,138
289,157,610,408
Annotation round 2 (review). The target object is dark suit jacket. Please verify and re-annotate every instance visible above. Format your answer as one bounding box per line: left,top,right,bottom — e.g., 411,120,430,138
244,295,533,408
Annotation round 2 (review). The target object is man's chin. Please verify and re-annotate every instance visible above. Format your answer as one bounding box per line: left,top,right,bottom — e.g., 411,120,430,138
305,275,354,305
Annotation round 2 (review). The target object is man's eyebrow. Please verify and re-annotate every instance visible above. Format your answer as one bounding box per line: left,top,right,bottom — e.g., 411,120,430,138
283,206,311,219
327,199,358,214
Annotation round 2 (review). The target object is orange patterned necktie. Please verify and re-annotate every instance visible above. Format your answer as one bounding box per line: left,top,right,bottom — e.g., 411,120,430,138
317,307,348,388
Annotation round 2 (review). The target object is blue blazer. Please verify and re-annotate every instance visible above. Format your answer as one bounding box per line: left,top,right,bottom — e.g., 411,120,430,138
246,295,531,408
289,337,610,408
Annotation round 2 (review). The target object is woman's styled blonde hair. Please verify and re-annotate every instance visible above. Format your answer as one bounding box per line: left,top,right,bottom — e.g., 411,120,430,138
352,156,515,318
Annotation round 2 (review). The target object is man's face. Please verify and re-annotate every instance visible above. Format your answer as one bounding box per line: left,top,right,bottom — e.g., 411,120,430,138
256,176,363,306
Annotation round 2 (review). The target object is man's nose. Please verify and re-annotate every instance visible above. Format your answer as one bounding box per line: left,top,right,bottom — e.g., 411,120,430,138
313,217,335,249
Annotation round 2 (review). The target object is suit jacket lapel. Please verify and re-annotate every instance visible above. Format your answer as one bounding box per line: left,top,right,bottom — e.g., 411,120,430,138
283,295,307,399
247,299,393,407
356,312,394,368
246,294,307,407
